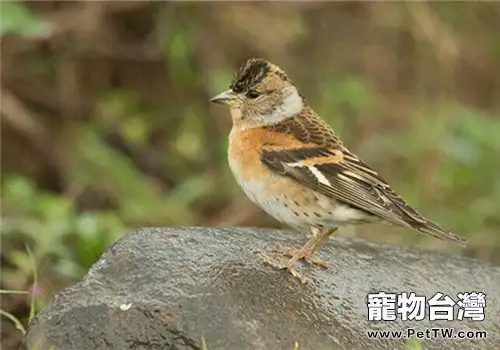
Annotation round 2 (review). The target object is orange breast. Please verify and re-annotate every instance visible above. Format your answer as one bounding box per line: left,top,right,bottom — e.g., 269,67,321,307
228,126,317,182
227,126,366,228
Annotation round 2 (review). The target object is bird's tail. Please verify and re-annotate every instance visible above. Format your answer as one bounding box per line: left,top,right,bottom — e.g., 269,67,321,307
415,219,468,247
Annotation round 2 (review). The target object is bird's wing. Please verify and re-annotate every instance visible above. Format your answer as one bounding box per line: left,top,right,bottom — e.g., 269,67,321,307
261,110,467,245
261,142,415,227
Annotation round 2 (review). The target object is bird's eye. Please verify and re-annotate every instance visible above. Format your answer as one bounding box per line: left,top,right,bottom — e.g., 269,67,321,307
246,90,260,99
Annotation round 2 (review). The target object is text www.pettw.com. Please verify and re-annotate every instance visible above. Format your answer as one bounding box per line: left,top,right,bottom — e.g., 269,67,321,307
366,328,487,340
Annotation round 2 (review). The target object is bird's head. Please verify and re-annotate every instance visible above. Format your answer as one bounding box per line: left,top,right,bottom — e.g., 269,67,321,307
210,58,305,128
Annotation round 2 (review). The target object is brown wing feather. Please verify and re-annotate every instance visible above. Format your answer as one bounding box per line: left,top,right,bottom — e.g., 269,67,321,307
261,109,467,245
262,148,413,227
264,108,344,148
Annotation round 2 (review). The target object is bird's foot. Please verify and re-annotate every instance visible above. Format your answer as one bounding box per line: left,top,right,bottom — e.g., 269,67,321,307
259,252,309,284
271,244,330,268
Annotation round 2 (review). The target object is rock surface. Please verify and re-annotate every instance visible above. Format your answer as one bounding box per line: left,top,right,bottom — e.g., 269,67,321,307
26,227,500,350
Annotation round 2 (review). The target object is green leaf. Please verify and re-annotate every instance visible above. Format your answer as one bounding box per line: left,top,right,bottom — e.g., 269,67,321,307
405,337,423,350
0,309,26,335
0,2,53,38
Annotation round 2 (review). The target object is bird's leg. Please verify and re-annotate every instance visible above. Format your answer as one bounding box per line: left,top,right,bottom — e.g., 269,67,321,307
276,227,337,268
261,228,337,283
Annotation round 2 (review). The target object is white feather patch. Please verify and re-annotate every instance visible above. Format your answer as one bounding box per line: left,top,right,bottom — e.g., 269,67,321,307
263,87,304,124
308,165,332,187
331,205,364,222
288,162,332,187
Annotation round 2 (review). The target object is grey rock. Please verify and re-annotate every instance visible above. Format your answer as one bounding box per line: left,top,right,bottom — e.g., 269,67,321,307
26,227,500,350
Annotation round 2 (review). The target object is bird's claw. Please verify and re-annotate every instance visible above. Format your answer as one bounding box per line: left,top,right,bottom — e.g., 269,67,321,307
259,252,309,284
271,244,329,268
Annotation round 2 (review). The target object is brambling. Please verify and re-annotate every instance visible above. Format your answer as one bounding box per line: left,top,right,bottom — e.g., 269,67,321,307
210,58,467,283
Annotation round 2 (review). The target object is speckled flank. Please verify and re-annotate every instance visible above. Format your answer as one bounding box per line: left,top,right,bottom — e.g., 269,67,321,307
229,151,370,230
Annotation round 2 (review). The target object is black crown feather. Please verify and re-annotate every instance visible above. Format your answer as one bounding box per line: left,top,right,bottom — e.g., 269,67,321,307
230,58,271,93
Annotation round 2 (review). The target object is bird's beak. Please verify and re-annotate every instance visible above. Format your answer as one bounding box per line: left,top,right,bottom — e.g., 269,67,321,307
209,90,236,106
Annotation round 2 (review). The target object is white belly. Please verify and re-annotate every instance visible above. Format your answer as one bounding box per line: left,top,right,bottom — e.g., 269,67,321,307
228,154,369,229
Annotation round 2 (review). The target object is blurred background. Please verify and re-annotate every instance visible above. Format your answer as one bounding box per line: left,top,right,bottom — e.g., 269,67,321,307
1,1,499,348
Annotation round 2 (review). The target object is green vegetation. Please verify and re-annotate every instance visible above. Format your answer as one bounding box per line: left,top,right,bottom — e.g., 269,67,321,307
1,2,499,348
405,338,423,350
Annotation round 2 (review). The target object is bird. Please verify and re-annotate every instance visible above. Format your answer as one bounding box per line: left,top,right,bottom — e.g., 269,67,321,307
210,58,467,283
